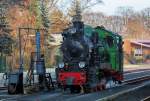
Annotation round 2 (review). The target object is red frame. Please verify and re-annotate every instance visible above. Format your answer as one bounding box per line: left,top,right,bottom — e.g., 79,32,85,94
106,69,124,81
57,69,123,86
58,72,86,85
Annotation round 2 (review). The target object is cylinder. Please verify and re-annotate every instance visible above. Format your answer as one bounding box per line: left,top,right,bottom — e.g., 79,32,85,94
36,60,45,75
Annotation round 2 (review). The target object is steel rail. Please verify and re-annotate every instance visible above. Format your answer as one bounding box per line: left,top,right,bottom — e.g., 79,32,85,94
123,75,150,85
141,96,150,101
124,69,150,75
0,86,7,90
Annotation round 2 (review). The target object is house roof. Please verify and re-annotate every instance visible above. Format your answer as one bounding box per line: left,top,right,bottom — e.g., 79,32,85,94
131,41,150,48
136,40,150,44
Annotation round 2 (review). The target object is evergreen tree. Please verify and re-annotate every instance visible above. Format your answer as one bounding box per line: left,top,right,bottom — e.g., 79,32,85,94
69,0,82,22
29,0,42,28
40,0,50,33
0,4,13,55
0,3,13,72
68,0,103,22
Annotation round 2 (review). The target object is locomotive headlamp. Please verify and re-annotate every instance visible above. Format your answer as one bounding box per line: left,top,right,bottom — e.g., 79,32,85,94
58,62,64,68
70,28,76,34
79,62,85,68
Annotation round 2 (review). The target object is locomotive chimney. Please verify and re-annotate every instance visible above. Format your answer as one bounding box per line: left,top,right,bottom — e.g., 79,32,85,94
72,0,84,35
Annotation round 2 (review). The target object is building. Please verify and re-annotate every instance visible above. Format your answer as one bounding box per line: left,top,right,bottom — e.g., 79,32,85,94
123,40,150,64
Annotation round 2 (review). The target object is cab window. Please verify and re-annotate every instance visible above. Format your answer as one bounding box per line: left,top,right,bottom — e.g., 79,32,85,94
105,36,114,48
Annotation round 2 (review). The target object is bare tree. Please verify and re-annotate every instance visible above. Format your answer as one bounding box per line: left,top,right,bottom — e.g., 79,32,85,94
116,6,134,25
107,16,124,33
141,7,150,29
42,0,60,13
78,0,103,11
82,12,124,33
63,0,103,21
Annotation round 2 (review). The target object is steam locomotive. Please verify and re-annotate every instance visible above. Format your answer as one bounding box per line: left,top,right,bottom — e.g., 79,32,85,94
56,18,123,93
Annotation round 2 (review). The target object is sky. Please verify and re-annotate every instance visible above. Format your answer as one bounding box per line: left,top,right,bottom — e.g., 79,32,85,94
91,0,150,15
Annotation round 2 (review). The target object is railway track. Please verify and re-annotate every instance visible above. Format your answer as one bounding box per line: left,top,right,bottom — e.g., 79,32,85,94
124,68,150,74
1,75,149,91
0,86,7,90
96,75,150,101
124,69,150,75
0,72,150,101
141,96,150,101
123,75,150,85
57,75,150,101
